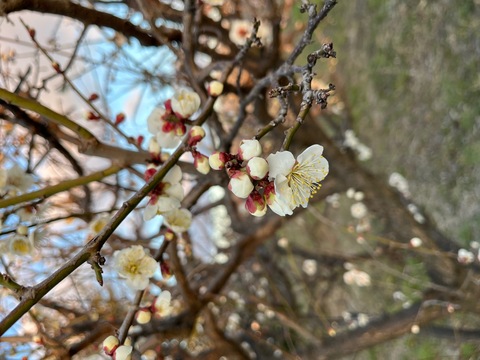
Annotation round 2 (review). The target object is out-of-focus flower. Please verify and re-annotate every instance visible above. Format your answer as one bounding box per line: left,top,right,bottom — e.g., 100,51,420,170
171,89,201,119
389,172,410,197
8,233,35,256
103,335,119,356
153,290,173,317
136,308,152,324
344,130,372,161
113,345,133,360
411,325,420,334
113,245,158,290
228,171,254,198
229,19,272,46
208,80,224,97
457,249,474,264
410,237,423,248
203,0,225,5
144,165,184,220
266,144,329,212
343,268,371,287
245,191,267,217
89,214,110,234
163,208,192,233
302,259,317,276
246,157,268,180
350,202,368,219
238,139,262,161
0,165,35,196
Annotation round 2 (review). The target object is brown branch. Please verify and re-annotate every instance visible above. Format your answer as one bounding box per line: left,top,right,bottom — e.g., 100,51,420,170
0,0,180,47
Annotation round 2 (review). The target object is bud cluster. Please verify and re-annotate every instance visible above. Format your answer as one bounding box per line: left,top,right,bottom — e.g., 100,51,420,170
208,139,277,217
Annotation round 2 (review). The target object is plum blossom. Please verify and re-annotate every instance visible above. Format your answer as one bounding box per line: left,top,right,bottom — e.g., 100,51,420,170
136,308,152,324
8,233,35,256
457,249,474,264
0,165,35,196
163,208,192,233
246,157,268,180
350,202,368,219
208,80,224,97
144,165,184,221
89,214,110,234
238,139,262,161
343,268,371,287
245,191,267,217
266,144,329,213
113,245,158,290
153,290,173,317
228,171,254,199
229,19,272,46
147,107,185,149
170,89,201,119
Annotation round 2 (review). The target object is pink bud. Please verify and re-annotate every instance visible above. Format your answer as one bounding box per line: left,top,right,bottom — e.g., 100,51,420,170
188,126,206,146
103,335,119,356
245,191,267,217
264,181,276,206
228,171,254,198
238,139,262,161
246,157,268,180
209,152,228,170
193,152,211,175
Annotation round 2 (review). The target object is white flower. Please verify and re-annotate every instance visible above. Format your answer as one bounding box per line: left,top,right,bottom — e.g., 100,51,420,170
388,172,410,197
343,269,371,287
302,259,317,276
163,208,192,233
193,153,210,175
153,290,173,317
238,139,262,161
171,89,201,119
410,237,423,248
228,171,254,199
229,19,272,46
89,214,110,234
246,157,268,180
411,325,420,334
350,202,368,219
113,345,132,360
264,182,293,216
147,107,185,149
148,136,162,155
8,233,35,256
144,165,184,221
0,165,35,196
457,249,474,264
245,191,267,217
113,245,158,290
266,144,329,211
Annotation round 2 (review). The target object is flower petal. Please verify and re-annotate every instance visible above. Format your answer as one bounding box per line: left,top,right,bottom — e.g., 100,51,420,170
266,151,295,179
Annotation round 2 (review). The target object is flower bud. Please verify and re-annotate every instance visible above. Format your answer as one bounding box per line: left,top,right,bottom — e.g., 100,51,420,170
209,152,228,170
171,89,201,119
188,125,206,146
148,137,161,155
245,191,267,217
17,225,29,236
228,171,254,199
136,308,152,324
115,112,126,125
193,152,210,175
208,81,224,97
113,345,133,360
238,139,262,161
103,335,119,356
246,157,268,180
